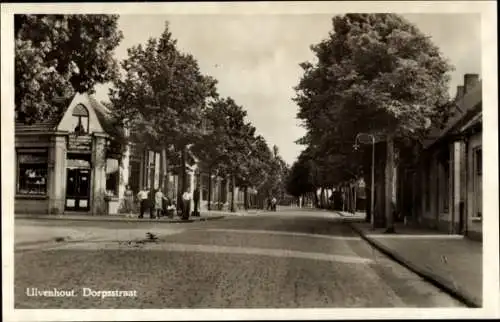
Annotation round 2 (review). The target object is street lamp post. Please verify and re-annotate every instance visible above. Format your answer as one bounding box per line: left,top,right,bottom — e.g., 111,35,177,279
354,133,376,229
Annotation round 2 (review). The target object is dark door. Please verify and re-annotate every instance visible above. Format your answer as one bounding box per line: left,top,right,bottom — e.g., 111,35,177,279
65,168,91,211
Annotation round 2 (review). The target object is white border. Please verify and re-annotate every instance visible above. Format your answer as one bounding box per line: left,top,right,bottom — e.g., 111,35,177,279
2,1,498,321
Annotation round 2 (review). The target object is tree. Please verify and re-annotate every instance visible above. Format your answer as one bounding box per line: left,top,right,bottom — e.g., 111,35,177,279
193,96,253,212
294,14,454,231
286,160,307,198
108,22,217,203
15,14,123,123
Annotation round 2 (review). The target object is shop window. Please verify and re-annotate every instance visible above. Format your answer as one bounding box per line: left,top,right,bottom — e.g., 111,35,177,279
17,152,48,195
72,104,89,135
106,158,119,196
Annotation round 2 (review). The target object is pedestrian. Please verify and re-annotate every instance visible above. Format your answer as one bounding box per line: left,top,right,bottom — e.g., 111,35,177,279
124,185,134,218
155,189,166,219
271,196,277,211
182,189,192,219
136,186,149,219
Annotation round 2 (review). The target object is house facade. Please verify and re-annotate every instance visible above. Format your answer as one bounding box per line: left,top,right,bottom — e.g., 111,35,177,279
397,74,482,241
15,94,115,215
15,93,253,216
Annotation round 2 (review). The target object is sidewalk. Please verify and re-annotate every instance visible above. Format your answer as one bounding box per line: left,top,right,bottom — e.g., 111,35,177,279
349,221,482,307
15,210,248,223
336,210,367,219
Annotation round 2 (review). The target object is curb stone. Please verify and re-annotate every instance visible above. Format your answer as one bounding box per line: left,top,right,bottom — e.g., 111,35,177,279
348,223,481,308
15,214,226,224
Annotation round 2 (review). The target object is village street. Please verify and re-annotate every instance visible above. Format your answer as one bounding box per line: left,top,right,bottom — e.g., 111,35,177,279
14,209,464,309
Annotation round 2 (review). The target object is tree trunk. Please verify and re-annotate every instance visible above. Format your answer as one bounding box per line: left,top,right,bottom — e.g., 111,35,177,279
161,147,169,196
313,189,319,208
385,135,395,233
149,153,155,192
230,173,236,212
207,168,212,211
180,147,189,219
319,187,325,209
353,184,357,214
181,147,187,194
244,186,249,210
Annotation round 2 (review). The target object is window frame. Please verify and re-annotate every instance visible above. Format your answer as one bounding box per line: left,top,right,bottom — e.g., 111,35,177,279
16,151,49,196
72,104,90,135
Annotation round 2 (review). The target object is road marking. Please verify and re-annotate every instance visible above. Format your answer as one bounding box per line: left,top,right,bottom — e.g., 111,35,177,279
55,242,374,264
203,228,362,241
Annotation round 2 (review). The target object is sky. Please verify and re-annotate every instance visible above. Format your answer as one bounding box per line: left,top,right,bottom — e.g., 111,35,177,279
93,13,482,165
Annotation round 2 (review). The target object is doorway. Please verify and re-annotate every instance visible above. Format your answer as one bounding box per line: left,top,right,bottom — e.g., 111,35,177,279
65,168,91,211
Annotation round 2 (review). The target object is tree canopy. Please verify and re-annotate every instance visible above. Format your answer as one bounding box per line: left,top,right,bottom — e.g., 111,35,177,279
108,22,218,155
288,13,454,195
15,14,123,123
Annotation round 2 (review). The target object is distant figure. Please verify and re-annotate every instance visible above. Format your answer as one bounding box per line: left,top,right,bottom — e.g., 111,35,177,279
124,185,134,217
182,190,192,219
271,197,277,212
136,186,149,219
155,189,166,218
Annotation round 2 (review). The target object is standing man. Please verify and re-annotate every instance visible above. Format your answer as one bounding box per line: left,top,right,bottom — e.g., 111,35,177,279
182,189,192,220
137,186,149,219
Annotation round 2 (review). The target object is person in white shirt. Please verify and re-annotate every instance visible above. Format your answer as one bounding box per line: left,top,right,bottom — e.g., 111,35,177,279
137,186,149,219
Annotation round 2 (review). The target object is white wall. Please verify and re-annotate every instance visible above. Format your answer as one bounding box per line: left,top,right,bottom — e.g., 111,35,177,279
57,94,105,134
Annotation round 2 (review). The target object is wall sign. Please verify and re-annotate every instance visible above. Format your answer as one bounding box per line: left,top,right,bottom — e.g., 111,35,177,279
67,134,92,152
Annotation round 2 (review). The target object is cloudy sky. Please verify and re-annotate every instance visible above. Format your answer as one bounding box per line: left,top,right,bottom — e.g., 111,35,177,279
93,13,482,165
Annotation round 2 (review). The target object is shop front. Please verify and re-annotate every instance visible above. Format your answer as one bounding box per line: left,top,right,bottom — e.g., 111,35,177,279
15,94,114,215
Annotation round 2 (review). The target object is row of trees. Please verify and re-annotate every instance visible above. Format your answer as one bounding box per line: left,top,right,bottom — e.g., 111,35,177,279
15,15,289,212
286,14,454,231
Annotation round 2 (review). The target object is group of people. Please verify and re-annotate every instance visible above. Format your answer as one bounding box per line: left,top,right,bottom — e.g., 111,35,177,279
266,196,278,211
122,185,175,219
122,185,197,219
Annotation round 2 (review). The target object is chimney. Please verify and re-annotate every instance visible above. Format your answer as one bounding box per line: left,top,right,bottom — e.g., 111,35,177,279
464,74,479,93
455,85,465,100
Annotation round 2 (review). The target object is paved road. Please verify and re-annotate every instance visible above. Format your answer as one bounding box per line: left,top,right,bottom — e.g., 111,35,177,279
14,209,464,308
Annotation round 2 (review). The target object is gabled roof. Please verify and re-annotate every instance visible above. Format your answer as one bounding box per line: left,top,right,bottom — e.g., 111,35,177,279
15,96,73,134
15,119,60,133
423,80,482,149
15,93,121,137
